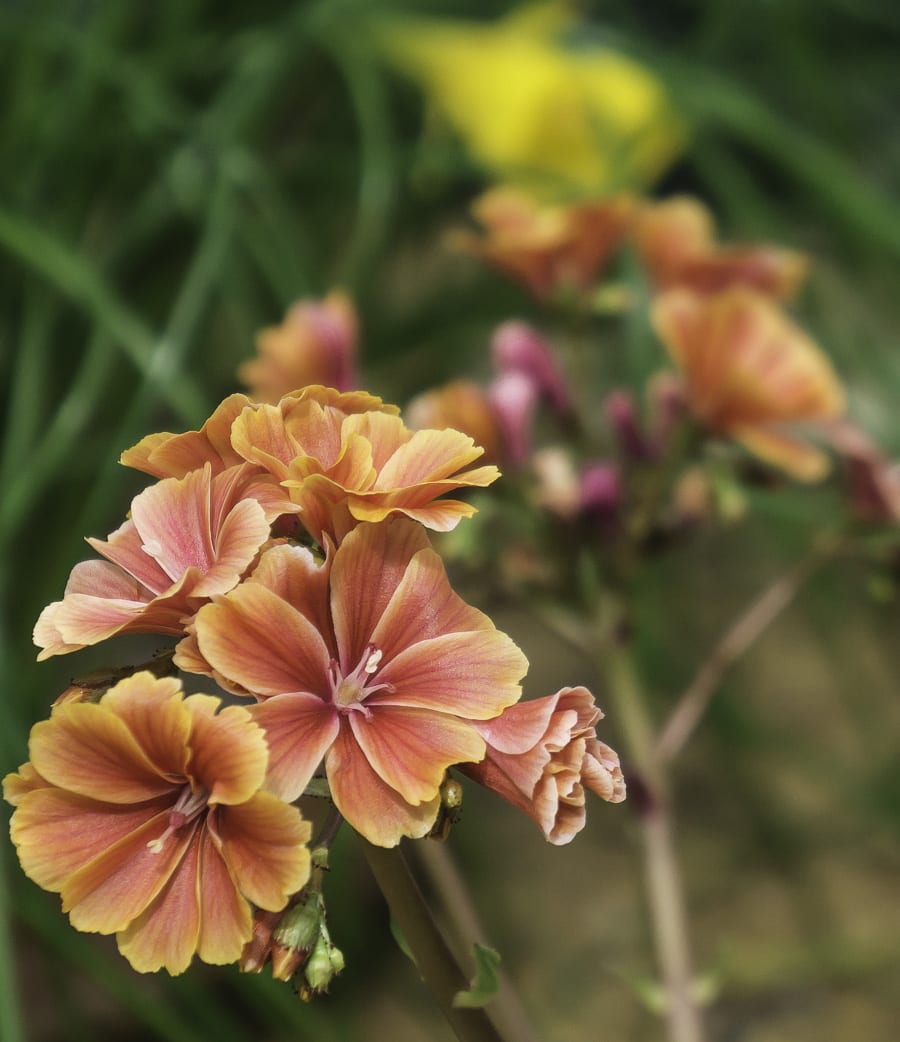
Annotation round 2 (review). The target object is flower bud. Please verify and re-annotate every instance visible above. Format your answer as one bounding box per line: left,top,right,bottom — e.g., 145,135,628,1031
491,321,571,413
488,370,539,468
301,930,346,998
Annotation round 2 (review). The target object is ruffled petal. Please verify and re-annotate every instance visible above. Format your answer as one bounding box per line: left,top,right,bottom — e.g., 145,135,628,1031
376,427,486,488
191,498,270,598
100,673,191,780
247,544,334,655
247,693,339,801
325,724,440,847
214,794,311,910
195,828,253,966
184,696,268,805
350,707,485,805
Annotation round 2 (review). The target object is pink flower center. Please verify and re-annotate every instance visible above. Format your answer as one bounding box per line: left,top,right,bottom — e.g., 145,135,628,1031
146,784,209,854
328,643,395,718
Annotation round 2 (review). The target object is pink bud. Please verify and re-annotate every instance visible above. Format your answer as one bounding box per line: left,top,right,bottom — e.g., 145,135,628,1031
488,370,539,468
491,321,571,413
579,461,622,520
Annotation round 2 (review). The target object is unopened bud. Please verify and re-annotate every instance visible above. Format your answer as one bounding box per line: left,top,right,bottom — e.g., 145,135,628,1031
488,370,539,468
491,321,571,413
604,389,654,462
302,930,345,996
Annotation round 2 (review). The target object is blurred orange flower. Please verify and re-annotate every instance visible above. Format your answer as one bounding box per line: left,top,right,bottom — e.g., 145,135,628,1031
453,185,635,299
405,379,504,466
193,520,528,847
463,686,625,844
4,673,310,974
34,464,293,660
634,196,808,300
230,385,500,544
652,287,845,480
239,291,359,403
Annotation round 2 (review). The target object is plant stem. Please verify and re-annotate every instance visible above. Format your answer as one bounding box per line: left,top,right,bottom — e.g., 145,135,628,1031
598,596,706,1042
360,840,505,1042
654,532,839,765
413,841,541,1042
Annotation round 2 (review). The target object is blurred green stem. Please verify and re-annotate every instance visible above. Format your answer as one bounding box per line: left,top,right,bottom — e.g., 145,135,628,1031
361,840,505,1042
597,594,707,1042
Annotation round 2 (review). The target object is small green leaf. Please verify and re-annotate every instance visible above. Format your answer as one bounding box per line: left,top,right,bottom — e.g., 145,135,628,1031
452,943,501,1009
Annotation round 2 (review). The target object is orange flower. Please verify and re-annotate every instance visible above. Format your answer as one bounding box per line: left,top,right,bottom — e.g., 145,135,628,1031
652,287,845,480
229,385,500,544
634,196,808,300
453,185,635,300
462,686,625,844
405,380,504,467
239,291,359,404
192,519,528,847
34,464,293,660
4,673,310,974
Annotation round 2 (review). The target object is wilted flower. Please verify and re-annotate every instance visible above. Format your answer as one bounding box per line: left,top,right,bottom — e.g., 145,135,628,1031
381,4,682,194
453,185,635,300
4,673,310,974
34,464,293,660
462,686,625,845
239,291,359,403
652,288,845,480
192,519,528,847
229,385,500,545
634,196,808,300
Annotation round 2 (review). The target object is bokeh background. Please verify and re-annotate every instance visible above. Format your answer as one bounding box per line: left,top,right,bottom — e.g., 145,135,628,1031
1,2,899,1040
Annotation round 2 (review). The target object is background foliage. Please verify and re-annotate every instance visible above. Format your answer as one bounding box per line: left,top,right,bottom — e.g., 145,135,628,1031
1,2,899,1040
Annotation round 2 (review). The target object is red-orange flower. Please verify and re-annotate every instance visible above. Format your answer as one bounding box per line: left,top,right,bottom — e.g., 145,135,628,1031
462,686,625,844
652,287,845,480
239,291,359,404
634,196,808,300
229,385,500,545
453,185,635,300
34,464,293,659
4,672,310,974
192,519,528,846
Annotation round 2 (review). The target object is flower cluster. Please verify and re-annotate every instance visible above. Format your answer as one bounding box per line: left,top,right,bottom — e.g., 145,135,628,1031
7,381,625,979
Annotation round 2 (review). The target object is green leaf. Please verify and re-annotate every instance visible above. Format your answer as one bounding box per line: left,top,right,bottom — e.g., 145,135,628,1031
452,943,501,1009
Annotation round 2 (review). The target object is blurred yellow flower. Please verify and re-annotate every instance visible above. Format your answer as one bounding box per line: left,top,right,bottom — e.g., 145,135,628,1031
381,3,684,196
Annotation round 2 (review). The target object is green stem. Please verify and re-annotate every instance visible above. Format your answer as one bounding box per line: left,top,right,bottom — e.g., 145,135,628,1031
360,840,505,1042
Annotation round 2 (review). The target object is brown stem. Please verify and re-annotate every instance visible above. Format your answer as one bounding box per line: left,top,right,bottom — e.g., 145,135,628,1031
360,839,505,1042
654,533,838,766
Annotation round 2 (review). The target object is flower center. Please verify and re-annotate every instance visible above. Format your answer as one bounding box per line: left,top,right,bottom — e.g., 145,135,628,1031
146,784,208,855
328,644,395,717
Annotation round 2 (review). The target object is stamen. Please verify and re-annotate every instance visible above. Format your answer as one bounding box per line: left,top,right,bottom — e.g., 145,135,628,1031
146,785,208,855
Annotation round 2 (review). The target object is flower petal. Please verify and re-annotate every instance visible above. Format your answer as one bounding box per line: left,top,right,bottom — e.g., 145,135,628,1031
731,425,832,482
195,828,253,966
214,794,311,910
194,583,332,698
350,707,485,805
100,673,191,780
247,693,339,801
371,630,527,719
376,427,486,488
325,724,440,846
184,696,268,805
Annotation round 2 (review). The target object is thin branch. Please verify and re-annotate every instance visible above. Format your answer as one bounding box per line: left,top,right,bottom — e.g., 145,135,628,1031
654,533,840,766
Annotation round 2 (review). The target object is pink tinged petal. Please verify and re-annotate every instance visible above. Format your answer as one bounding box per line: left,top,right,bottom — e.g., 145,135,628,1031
194,584,332,698
348,497,479,531
214,794,312,910
349,707,485,805
101,673,192,780
340,412,409,473
328,520,431,671
184,696,267,805
376,428,485,488
369,547,495,664
325,724,441,847
536,774,587,846
248,544,334,652
130,467,215,581
29,702,180,803
230,403,300,480
190,498,270,598
583,738,626,804
9,788,170,893
87,519,174,596
116,827,202,974
461,748,545,816
195,828,254,967
64,559,152,600
62,813,196,934
247,694,339,802
370,629,528,720
473,695,562,755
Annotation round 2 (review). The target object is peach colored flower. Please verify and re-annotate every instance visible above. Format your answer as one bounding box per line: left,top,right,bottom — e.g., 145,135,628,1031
229,385,500,545
652,287,845,481
34,463,294,660
405,380,504,467
192,519,528,847
462,686,625,844
4,672,310,974
452,185,635,300
634,196,808,300
239,291,359,404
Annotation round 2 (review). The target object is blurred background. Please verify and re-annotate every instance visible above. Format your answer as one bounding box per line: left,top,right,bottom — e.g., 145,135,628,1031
1,1,899,1040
